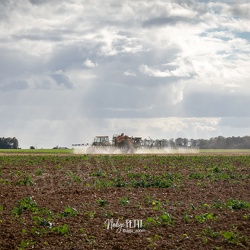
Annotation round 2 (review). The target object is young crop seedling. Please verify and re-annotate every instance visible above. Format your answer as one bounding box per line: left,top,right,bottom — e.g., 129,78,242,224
159,211,174,226
119,196,130,205
212,199,223,209
66,171,82,183
91,169,104,177
201,226,219,238
0,178,10,185
30,227,47,237
147,234,162,249
0,204,3,214
220,230,248,246
60,206,78,217
182,212,192,223
195,213,217,223
18,239,36,250
15,174,34,186
151,200,162,211
32,215,52,228
104,210,114,218
225,199,250,210
96,198,108,207
34,168,43,176
84,211,96,219
243,214,250,220
144,212,173,228
51,224,70,235
12,197,38,216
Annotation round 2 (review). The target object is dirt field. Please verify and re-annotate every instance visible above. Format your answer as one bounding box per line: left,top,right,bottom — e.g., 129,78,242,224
0,153,249,249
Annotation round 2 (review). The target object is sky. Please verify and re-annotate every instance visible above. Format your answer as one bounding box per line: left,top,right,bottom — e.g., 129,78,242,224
1,0,250,149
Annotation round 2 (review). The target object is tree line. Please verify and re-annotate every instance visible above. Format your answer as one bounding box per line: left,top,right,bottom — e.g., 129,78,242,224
1,136,250,149
0,137,19,149
172,136,250,149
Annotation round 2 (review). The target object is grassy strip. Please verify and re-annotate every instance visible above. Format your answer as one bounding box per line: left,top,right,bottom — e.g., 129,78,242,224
200,149,250,154
0,149,73,154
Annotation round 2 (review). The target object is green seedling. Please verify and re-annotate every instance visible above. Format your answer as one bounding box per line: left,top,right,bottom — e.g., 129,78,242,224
16,174,33,186
159,211,173,225
91,169,106,177
147,234,162,249
243,214,250,220
96,198,108,207
32,216,52,227
182,212,191,222
202,227,219,238
18,239,36,250
0,204,3,214
213,199,223,209
225,199,250,210
104,210,113,218
21,228,26,236
12,197,38,216
195,213,217,223
30,227,47,237
66,171,82,183
35,168,42,176
60,206,78,217
119,196,130,205
84,211,96,218
51,224,70,235
0,179,10,185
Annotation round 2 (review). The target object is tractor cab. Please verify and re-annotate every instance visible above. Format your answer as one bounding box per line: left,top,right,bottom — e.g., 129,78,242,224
93,136,110,146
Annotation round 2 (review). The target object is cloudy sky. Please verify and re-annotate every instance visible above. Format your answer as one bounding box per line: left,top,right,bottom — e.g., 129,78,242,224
1,0,250,148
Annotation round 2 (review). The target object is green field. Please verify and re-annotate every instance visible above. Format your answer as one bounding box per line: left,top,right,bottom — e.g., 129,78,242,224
0,149,73,154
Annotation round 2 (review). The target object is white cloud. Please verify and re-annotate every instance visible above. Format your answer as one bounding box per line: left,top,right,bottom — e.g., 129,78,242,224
83,59,98,68
139,64,190,78
124,70,136,77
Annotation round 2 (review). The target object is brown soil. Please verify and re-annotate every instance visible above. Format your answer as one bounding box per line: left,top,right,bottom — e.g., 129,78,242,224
0,154,249,249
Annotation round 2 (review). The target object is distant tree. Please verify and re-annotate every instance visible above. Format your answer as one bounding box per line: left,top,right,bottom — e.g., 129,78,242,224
190,139,197,147
0,137,19,149
196,139,208,149
169,138,175,147
175,138,184,147
183,138,189,147
191,136,250,149
30,146,35,149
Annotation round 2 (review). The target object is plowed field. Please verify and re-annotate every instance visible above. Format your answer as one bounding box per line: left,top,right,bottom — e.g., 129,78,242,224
0,153,249,249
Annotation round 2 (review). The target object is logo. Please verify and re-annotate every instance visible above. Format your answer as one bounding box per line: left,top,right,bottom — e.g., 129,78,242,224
105,218,145,233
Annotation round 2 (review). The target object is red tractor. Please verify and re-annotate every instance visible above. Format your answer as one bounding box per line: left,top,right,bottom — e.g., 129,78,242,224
112,133,135,153
87,133,142,154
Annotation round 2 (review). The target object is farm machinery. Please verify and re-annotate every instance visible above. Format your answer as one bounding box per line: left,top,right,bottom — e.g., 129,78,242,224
85,133,199,154
86,133,141,154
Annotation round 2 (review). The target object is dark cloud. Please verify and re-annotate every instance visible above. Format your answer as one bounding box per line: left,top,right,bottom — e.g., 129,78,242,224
12,28,75,42
49,72,73,88
29,0,58,5
142,16,196,27
0,80,28,92
0,48,43,78
230,3,250,19
47,43,95,72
